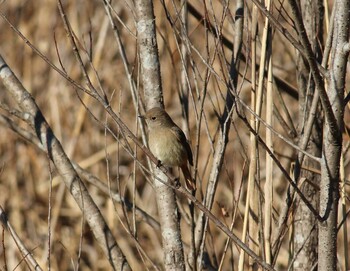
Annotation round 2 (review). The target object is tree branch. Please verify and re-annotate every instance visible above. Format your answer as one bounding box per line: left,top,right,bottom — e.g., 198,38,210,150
0,55,130,271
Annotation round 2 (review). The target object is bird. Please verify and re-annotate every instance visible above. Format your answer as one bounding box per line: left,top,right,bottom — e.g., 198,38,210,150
140,107,196,191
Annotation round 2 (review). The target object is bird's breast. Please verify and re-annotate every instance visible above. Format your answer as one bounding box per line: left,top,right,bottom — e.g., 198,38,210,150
148,128,187,166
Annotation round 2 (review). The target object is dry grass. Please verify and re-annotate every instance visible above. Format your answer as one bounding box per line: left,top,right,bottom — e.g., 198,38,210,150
0,0,349,270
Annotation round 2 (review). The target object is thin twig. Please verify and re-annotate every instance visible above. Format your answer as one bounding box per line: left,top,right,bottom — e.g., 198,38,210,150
0,206,43,271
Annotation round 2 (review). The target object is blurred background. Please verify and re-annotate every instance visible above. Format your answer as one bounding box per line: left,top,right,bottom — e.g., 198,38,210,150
0,0,349,270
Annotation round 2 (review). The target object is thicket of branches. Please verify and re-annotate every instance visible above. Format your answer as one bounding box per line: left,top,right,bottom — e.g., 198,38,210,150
0,0,349,270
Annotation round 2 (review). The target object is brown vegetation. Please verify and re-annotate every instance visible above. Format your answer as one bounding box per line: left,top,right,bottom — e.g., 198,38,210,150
0,0,349,270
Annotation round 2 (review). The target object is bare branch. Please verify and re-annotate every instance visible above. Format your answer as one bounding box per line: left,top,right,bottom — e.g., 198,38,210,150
0,206,43,271
0,55,130,271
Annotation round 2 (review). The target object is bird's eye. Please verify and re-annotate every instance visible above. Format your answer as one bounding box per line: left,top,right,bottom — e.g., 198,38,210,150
151,117,156,120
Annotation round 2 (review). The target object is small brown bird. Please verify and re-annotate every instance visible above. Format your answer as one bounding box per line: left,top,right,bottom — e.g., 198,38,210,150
141,107,195,191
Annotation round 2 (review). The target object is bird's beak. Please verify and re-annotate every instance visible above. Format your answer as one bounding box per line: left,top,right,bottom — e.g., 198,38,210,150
138,115,145,119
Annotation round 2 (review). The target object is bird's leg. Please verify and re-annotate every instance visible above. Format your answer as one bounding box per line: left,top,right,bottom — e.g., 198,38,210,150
174,177,181,189
156,160,162,168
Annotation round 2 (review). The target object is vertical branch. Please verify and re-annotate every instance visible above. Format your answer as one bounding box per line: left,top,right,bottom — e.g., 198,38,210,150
248,5,260,270
264,54,273,264
318,0,349,270
287,0,336,135
339,154,349,270
242,5,259,271
273,2,335,263
134,0,163,110
292,0,323,269
178,1,197,270
239,0,271,267
195,0,244,268
101,0,149,146
180,0,190,136
134,0,185,270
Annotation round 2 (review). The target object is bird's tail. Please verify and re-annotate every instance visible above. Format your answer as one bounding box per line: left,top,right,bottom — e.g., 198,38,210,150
181,165,196,191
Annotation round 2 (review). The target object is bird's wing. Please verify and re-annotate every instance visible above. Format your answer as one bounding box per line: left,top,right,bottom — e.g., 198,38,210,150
171,126,193,166
184,140,193,166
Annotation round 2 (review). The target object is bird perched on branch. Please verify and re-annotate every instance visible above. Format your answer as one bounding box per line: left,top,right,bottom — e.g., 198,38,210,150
140,107,196,191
